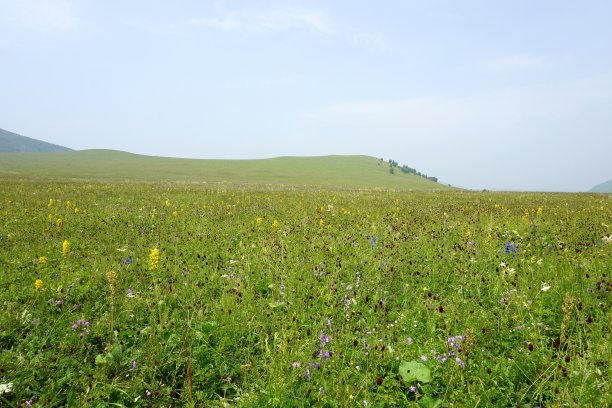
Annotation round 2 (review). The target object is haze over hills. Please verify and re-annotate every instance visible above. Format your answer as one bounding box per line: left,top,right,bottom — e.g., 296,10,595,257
0,149,450,190
590,179,612,193
0,128,72,152
3,128,609,192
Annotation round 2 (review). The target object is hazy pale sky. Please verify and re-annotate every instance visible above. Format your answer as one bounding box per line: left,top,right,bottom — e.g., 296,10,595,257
1,0,611,191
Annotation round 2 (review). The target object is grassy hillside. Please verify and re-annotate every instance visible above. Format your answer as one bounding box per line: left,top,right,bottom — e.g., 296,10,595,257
0,149,452,190
0,128,72,152
590,178,612,193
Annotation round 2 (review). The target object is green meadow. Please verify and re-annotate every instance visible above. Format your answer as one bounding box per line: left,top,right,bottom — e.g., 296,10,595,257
0,151,448,190
0,161,610,406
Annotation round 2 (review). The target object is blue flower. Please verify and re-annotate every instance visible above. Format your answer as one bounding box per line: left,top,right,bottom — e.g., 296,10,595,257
504,242,517,254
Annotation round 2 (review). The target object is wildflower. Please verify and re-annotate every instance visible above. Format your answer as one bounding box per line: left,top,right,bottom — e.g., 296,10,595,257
420,355,427,362
56,218,62,227
48,198,53,207
305,368,311,380
127,288,135,298
292,361,300,368
123,257,132,265
106,270,118,294
271,220,278,229
409,385,417,393
38,256,47,264
407,337,413,345
455,357,465,369
0,382,13,395
541,283,551,292
504,242,517,254
149,248,160,270
363,401,368,407
62,240,70,257
34,279,43,290
369,235,377,248
256,217,262,225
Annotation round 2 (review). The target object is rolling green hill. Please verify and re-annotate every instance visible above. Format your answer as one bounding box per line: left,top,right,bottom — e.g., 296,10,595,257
0,149,452,190
0,128,72,152
590,178,612,193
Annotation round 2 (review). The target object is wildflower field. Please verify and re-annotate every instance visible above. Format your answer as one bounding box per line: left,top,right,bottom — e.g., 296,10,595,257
0,180,610,407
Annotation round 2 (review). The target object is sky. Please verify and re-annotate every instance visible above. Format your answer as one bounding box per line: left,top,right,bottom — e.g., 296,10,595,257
1,0,611,192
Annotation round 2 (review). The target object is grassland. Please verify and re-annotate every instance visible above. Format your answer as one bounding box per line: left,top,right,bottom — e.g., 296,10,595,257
0,177,610,407
0,150,449,190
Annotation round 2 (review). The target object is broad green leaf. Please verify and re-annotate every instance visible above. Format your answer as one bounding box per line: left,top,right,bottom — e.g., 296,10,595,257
418,397,442,408
399,360,432,383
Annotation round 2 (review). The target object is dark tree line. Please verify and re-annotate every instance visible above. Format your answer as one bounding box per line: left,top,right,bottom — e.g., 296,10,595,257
381,158,438,182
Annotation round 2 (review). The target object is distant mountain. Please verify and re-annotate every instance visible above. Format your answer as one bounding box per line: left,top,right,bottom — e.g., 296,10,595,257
590,178,612,193
0,128,72,152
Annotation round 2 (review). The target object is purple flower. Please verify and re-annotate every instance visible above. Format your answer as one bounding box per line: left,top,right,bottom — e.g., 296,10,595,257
71,324,78,330
455,357,465,369
420,355,427,362
292,361,300,368
305,369,311,380
504,242,517,254
410,385,417,393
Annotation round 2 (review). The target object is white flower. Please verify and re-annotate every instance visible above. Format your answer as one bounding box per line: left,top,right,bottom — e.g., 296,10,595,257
0,382,13,395
602,235,612,244
541,283,551,292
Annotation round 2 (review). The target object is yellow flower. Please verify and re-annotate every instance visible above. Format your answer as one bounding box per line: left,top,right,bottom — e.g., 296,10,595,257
62,240,70,257
149,248,160,270
256,217,262,225
38,256,48,264
165,199,171,207
271,220,278,229
536,207,543,216
35,279,43,290
66,200,71,209
106,270,118,295
56,218,62,227
48,198,53,208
